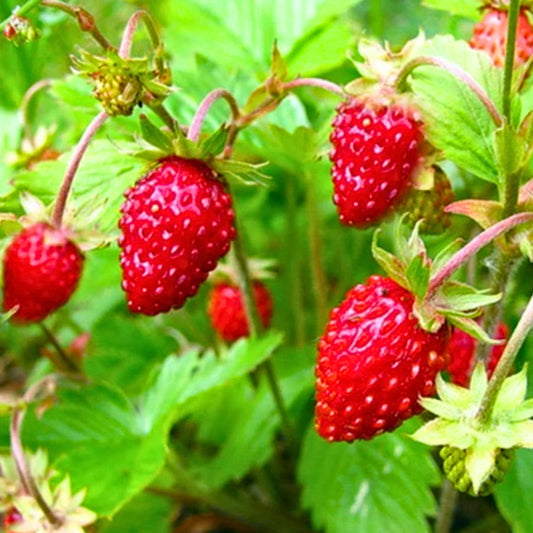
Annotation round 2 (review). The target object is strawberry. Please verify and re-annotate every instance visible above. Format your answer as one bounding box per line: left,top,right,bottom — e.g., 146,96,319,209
447,322,508,387
315,275,450,442
119,156,236,316
399,166,454,235
470,7,533,68
207,281,273,342
329,98,423,228
2,223,84,324
2,508,22,531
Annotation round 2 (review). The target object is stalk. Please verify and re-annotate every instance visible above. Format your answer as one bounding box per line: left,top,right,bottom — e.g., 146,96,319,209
434,480,458,533
476,288,533,425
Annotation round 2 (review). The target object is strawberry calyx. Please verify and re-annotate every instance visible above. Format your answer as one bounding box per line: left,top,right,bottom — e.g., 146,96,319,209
134,114,270,187
412,363,533,495
72,49,172,116
209,257,276,287
372,221,503,342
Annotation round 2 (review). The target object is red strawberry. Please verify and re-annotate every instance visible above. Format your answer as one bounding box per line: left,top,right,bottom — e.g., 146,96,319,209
447,322,508,387
2,508,22,531
315,275,450,442
2,223,84,324
119,156,236,315
470,8,533,68
329,98,423,228
207,281,273,342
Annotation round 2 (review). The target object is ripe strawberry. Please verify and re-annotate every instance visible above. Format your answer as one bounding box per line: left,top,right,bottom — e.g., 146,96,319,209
2,508,22,531
119,156,236,316
399,167,454,235
329,98,423,228
447,322,508,387
2,223,84,324
440,445,513,496
207,281,273,342
315,275,450,442
470,8,533,68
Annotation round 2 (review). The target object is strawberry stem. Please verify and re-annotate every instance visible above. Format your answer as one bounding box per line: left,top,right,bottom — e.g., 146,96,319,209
10,377,63,528
51,110,108,228
435,480,459,533
187,89,241,143
40,323,81,375
502,0,520,120
476,287,533,425
40,0,114,51
19,79,53,140
427,212,533,297
395,56,503,127
282,77,345,97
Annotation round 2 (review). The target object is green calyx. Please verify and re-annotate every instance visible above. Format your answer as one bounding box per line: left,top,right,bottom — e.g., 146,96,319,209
134,114,270,187
372,220,502,339
412,364,533,495
72,49,172,116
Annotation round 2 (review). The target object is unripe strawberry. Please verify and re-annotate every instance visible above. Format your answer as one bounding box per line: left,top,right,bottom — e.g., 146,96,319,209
399,167,454,235
470,8,533,67
315,275,450,442
119,156,236,316
207,281,273,342
91,63,143,116
2,223,84,323
329,98,423,228
447,322,508,387
440,446,513,496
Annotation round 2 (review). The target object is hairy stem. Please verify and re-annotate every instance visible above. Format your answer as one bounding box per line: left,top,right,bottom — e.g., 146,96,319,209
396,56,503,127
41,0,114,50
10,377,62,527
51,111,108,228
435,480,458,533
282,78,345,97
188,89,241,143
20,79,53,139
476,289,533,424
427,212,533,296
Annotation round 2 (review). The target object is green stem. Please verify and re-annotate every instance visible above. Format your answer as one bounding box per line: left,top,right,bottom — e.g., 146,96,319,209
305,171,328,335
502,0,520,121
395,56,503,127
476,288,533,425
40,323,81,375
0,0,41,31
434,480,458,533
40,0,114,50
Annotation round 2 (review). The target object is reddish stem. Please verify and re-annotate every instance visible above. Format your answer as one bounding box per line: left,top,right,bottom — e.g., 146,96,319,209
427,212,533,297
187,89,241,143
51,111,108,228
396,56,503,128
282,77,345,97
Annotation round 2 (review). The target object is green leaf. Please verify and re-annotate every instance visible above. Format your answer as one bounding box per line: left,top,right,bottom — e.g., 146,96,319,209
422,0,483,18
440,281,502,311
198,125,229,158
496,449,533,532
409,36,502,182
298,424,440,533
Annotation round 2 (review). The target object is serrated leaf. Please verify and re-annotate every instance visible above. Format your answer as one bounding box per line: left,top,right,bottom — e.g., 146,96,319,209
409,36,502,182
406,254,430,299
139,115,174,153
299,425,440,533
